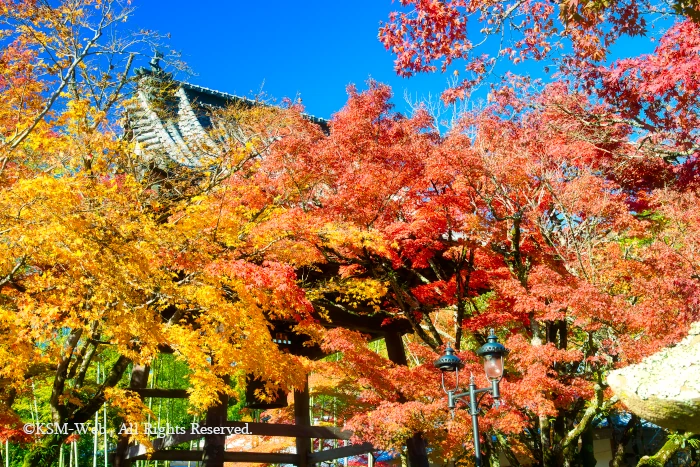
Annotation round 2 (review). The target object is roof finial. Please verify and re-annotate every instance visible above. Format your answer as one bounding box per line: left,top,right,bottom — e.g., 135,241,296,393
150,51,164,71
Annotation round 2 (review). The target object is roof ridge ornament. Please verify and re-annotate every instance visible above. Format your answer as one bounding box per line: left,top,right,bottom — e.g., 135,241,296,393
150,51,163,71
135,51,172,80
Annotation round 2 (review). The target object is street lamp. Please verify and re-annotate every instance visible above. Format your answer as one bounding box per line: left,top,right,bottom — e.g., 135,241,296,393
434,329,508,467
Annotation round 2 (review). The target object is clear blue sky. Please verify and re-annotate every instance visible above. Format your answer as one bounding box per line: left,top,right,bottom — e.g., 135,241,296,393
130,1,490,119
130,1,662,120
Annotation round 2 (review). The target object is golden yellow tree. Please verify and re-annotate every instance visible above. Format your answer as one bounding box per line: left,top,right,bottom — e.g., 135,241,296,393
0,3,323,464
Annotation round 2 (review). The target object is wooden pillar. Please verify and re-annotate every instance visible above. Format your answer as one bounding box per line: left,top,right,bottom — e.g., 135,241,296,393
114,365,150,467
385,333,430,467
405,433,430,467
385,332,408,366
202,384,229,467
295,374,311,467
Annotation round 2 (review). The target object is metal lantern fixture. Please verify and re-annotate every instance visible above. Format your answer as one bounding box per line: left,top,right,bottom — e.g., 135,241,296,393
434,329,509,467
476,329,507,399
434,342,464,372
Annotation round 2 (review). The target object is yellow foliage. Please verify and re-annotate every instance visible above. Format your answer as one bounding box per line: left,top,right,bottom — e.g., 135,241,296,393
318,278,389,312
0,9,326,462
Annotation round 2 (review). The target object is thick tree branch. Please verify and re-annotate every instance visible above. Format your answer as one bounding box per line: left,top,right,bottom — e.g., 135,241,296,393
454,248,474,351
637,432,696,466
560,385,618,454
0,256,26,288
67,355,131,425
50,328,83,423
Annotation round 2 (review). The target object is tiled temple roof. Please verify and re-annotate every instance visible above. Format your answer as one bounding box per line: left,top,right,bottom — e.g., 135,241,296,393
126,62,328,168
179,82,328,127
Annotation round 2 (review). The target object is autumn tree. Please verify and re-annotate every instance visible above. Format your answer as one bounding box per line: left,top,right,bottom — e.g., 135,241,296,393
379,0,700,193
256,79,700,466
379,0,699,100
2,2,698,467
0,3,327,465
363,1,700,464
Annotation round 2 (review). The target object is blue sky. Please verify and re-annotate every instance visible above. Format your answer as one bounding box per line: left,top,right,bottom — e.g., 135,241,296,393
130,1,663,120
131,1,455,119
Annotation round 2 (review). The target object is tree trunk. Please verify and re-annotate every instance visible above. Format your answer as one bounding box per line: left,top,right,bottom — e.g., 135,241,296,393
579,423,596,467
539,415,554,466
610,414,638,467
25,356,130,467
22,433,63,467
406,433,430,467
482,437,500,467
495,432,520,467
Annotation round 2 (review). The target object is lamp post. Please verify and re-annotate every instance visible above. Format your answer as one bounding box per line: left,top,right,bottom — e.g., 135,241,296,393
434,329,508,467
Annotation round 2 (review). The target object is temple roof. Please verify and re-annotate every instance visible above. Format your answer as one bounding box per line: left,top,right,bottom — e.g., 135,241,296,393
179,81,328,127
127,63,328,168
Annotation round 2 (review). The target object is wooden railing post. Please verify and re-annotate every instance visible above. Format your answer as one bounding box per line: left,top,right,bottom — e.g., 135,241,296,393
295,374,311,467
202,382,229,467
114,364,149,467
